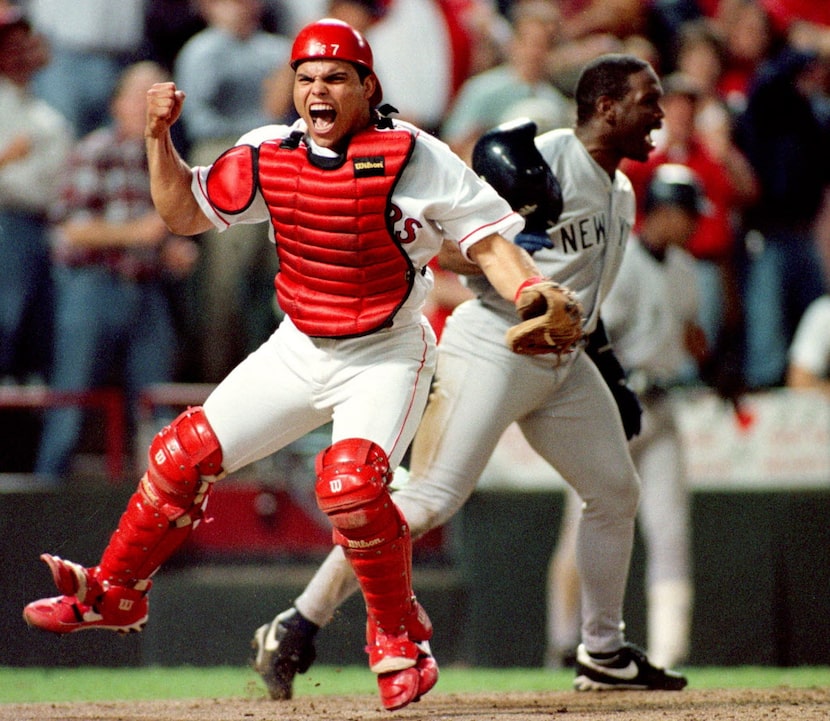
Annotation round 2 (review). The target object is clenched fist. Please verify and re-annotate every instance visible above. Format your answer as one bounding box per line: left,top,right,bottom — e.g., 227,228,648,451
145,82,186,139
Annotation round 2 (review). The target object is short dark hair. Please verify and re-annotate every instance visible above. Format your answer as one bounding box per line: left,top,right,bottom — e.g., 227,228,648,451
574,53,652,125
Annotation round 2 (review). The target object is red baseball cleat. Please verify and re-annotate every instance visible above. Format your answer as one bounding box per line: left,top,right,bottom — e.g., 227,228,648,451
23,554,150,635
377,647,439,710
367,599,438,709
23,585,149,635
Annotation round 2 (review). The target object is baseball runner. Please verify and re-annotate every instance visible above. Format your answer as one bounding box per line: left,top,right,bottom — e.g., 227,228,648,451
21,18,578,712
548,164,710,670
253,53,688,697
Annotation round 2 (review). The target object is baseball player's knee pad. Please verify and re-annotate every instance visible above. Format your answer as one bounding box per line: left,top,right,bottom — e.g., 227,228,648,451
314,438,399,541
143,406,225,521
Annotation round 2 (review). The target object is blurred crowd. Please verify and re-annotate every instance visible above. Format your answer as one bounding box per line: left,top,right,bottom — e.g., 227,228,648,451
1,0,829,477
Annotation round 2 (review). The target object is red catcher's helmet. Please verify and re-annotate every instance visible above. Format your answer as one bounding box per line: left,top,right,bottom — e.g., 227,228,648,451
290,18,383,106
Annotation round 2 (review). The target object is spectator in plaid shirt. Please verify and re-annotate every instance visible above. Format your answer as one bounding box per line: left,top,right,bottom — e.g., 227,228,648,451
0,8,72,386
35,61,199,482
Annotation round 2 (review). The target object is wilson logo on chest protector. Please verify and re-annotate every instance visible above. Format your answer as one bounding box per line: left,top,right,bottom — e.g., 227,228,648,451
353,156,385,177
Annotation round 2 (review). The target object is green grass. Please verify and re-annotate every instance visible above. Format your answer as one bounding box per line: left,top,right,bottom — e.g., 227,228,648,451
1,666,828,704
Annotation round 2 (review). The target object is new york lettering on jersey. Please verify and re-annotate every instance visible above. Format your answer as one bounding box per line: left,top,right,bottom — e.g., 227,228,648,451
555,212,631,253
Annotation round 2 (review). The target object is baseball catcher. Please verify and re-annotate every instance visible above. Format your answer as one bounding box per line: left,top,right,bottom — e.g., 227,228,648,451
472,118,583,355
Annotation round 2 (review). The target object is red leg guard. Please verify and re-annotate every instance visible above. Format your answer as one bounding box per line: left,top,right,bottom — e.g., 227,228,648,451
315,439,420,637
97,407,224,588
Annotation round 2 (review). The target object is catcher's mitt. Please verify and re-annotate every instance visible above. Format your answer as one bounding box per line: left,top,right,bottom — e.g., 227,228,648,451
506,278,584,355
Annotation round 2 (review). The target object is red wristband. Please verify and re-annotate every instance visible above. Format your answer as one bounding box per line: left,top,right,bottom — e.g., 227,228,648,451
514,276,546,304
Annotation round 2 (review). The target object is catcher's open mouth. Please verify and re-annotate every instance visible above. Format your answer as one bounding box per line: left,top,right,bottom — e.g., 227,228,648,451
310,103,336,131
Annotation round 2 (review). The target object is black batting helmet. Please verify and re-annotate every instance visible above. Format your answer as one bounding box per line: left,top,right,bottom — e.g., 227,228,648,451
645,164,708,216
472,118,563,234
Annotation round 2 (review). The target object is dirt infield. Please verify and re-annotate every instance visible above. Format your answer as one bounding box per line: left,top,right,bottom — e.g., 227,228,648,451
2,687,829,721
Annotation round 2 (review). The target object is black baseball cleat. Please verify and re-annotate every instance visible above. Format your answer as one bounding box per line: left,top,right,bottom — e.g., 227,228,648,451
252,607,319,700
573,642,688,691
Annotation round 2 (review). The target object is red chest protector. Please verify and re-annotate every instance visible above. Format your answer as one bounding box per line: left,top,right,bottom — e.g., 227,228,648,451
205,124,416,338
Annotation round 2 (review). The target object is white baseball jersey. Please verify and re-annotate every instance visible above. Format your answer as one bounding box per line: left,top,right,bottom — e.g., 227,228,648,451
788,295,830,378
192,117,523,332
602,236,699,383
469,128,636,335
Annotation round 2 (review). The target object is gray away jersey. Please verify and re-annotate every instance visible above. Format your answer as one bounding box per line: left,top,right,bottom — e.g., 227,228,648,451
472,128,636,335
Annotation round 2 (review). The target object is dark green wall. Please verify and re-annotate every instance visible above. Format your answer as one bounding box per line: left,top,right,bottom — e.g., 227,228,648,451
3,486,829,668
455,489,830,667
